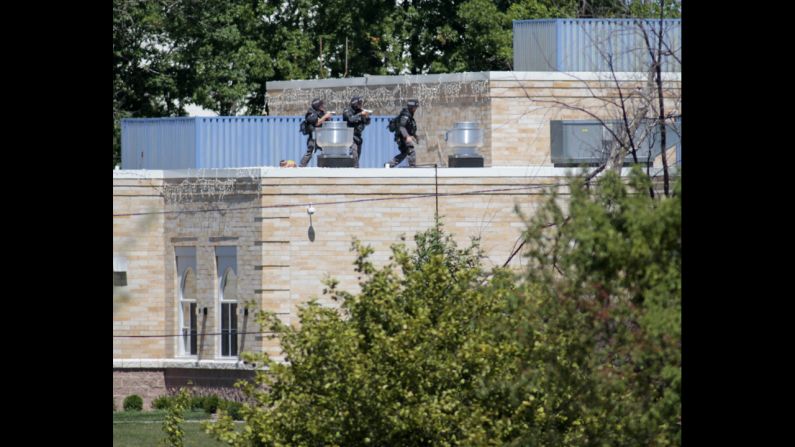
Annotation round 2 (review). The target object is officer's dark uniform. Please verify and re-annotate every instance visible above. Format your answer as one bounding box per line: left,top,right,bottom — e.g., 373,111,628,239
388,100,419,168
342,96,371,168
299,99,329,167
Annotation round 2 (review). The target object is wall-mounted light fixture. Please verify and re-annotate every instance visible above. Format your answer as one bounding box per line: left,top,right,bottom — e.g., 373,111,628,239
307,204,317,241
113,256,128,286
202,307,208,316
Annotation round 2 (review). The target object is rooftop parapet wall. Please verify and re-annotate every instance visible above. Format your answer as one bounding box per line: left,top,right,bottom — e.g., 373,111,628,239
266,72,680,167
487,72,680,166
267,72,492,167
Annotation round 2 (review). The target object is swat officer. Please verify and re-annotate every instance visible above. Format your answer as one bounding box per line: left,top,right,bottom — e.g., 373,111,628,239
299,98,334,167
387,99,419,168
342,96,371,168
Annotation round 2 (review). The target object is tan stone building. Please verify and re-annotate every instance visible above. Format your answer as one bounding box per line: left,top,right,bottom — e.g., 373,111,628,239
113,70,680,408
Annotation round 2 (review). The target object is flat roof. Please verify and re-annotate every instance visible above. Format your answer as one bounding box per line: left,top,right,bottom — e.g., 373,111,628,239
113,166,655,180
266,71,681,90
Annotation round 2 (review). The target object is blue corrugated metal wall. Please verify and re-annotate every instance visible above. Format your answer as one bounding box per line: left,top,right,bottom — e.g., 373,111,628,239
362,117,409,168
513,18,681,72
513,20,557,71
121,118,197,169
121,116,406,169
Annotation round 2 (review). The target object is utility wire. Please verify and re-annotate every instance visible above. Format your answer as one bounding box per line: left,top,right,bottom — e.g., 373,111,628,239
113,182,572,218
113,330,277,338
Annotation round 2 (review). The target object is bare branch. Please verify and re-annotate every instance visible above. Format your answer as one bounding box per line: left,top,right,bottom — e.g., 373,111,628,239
637,4,672,196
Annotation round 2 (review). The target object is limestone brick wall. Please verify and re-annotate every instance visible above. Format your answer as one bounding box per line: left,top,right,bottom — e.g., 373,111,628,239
488,73,681,166
116,166,663,403
254,173,564,313
265,72,681,168
266,74,492,167
162,176,267,360
113,177,167,359
114,168,575,364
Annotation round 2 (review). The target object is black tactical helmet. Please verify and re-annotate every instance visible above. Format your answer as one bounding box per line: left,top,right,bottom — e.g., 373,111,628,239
350,96,363,107
406,99,419,108
311,98,324,110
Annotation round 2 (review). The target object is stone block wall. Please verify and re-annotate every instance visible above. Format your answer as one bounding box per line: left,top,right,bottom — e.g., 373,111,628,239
113,367,256,410
266,73,492,167
265,72,681,167
488,73,681,166
113,369,167,410
113,177,167,359
114,168,571,364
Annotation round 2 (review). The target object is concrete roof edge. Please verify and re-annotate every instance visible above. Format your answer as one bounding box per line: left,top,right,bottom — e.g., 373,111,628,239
266,71,680,90
113,166,626,179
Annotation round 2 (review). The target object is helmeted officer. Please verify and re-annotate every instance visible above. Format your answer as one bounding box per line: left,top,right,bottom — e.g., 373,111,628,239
387,99,419,168
299,98,333,167
342,96,371,168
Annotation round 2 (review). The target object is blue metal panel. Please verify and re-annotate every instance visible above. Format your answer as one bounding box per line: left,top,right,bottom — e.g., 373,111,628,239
120,115,407,169
268,116,306,167
304,116,406,168
361,116,408,168
513,19,680,72
512,19,557,71
272,116,405,168
555,19,562,70
195,116,304,168
121,118,196,169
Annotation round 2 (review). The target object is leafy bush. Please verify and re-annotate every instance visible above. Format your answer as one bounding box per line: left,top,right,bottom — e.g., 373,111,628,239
205,170,681,446
113,397,116,412
219,400,243,420
202,395,221,414
189,395,205,411
123,394,143,412
161,387,192,447
152,395,173,410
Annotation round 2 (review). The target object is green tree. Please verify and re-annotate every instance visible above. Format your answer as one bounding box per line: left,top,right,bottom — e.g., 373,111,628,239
113,0,187,167
161,387,193,447
164,0,274,115
559,0,681,18
113,1,683,166
310,0,408,77
206,168,680,446
207,222,524,445
112,0,317,164
502,167,681,445
406,0,577,73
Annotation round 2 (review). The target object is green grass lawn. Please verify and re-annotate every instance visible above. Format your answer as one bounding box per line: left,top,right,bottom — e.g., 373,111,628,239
113,410,227,447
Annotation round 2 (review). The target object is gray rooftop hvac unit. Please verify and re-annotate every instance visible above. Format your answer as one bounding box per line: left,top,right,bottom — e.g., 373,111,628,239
550,119,680,167
315,121,355,167
445,122,485,168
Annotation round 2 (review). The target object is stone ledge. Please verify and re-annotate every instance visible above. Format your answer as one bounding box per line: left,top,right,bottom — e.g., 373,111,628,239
112,358,271,370
265,71,680,91
114,166,630,179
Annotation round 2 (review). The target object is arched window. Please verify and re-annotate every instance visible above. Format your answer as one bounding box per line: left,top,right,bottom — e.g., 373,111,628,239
220,268,238,357
180,269,198,355
216,246,238,358
176,247,197,356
